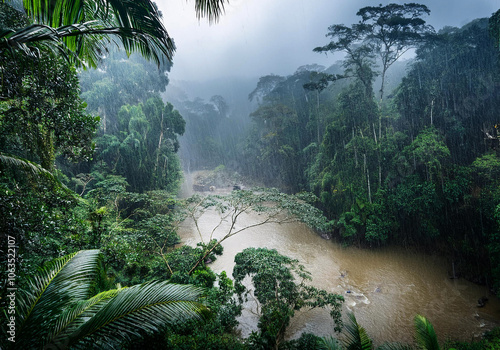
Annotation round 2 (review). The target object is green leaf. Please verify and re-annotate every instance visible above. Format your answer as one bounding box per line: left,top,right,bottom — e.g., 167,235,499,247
66,281,208,348
343,312,372,350
414,315,440,350
16,250,102,348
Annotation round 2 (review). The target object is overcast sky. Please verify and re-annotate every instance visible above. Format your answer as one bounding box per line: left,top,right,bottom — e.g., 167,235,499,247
157,0,499,81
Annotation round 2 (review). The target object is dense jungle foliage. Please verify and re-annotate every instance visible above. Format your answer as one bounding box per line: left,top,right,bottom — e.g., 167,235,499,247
1,1,500,349
239,15,500,295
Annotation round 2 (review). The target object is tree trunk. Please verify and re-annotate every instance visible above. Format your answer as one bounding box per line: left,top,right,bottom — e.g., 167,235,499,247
38,127,55,172
316,90,321,145
154,112,164,174
364,153,372,203
430,99,434,125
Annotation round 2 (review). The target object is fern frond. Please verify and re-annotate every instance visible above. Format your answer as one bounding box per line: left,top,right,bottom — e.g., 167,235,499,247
48,289,121,348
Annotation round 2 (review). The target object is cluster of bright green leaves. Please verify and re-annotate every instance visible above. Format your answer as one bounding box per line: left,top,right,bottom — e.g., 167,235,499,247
164,241,222,285
82,176,183,285
233,247,344,349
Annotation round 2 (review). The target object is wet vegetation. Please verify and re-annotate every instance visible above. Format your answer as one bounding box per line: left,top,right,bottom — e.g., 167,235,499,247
241,13,500,292
1,1,500,349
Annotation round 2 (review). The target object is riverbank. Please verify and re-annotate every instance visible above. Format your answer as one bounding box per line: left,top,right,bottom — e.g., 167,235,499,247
176,170,500,345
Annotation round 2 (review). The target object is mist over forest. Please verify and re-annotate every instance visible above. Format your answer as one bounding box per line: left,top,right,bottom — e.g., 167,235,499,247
2,1,500,349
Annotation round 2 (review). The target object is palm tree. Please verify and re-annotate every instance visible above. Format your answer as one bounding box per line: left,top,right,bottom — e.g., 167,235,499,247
0,0,228,67
1,249,209,349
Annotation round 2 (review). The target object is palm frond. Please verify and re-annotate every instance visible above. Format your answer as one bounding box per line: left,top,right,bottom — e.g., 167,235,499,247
93,0,174,64
319,336,343,350
0,25,75,65
0,152,54,177
66,281,209,348
0,152,77,197
15,250,102,349
48,289,120,348
195,0,227,23
7,250,209,349
0,21,169,67
343,312,373,350
414,315,440,350
16,0,175,66
5,0,227,66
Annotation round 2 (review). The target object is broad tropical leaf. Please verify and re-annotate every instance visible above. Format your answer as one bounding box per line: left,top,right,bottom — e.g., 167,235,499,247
343,312,373,350
1,0,228,66
0,152,77,197
64,281,209,349
414,315,440,350
5,250,209,349
15,250,102,349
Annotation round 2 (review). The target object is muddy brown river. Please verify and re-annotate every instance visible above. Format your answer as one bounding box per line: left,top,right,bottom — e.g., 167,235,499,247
178,173,500,346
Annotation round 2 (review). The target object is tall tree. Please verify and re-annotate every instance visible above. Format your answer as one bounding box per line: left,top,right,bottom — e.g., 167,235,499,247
313,23,375,97
314,3,434,101
357,3,434,100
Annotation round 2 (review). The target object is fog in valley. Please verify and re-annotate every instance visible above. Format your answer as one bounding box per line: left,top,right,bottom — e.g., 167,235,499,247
3,0,500,348
153,0,500,344
158,0,499,174
159,0,497,80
